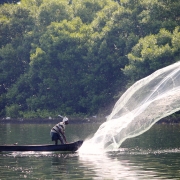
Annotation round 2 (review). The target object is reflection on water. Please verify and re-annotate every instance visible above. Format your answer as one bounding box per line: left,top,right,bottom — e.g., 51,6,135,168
79,153,137,180
79,149,180,180
1,148,180,179
0,123,180,179
1,151,80,180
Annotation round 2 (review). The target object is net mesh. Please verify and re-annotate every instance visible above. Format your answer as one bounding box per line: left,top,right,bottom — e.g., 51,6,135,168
90,61,180,151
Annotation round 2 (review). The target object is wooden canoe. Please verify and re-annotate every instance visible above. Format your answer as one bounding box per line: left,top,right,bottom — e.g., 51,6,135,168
0,140,83,152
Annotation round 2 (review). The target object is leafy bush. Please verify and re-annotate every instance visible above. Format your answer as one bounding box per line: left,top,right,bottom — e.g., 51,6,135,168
5,104,21,118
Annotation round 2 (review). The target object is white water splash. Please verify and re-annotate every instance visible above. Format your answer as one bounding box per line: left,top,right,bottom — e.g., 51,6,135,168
79,61,180,154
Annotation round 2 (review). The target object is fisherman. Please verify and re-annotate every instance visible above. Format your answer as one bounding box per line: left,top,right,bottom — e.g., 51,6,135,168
50,115,69,145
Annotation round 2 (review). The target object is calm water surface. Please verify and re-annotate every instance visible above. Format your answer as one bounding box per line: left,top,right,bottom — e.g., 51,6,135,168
0,121,180,179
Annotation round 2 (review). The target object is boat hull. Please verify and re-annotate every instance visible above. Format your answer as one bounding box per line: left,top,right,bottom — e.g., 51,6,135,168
0,140,83,152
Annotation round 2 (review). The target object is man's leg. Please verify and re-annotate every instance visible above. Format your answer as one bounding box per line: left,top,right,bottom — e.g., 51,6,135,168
51,132,59,145
59,136,64,144
55,140,58,145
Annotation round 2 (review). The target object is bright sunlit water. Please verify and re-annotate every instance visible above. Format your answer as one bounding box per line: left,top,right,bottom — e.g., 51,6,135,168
1,122,180,179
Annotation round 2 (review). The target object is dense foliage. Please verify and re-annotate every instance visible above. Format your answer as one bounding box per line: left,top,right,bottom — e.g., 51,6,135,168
0,0,180,118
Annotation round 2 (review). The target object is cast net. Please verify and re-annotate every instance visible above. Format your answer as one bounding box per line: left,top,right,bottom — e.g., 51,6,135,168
80,61,180,152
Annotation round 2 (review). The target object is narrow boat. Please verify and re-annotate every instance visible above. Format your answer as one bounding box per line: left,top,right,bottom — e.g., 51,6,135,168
0,140,83,152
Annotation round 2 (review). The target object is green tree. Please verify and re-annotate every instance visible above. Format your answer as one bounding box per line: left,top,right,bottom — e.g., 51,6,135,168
0,3,34,113
124,28,180,83
138,0,180,35
38,0,72,27
0,4,34,68
72,0,109,24
5,104,21,118
8,18,91,114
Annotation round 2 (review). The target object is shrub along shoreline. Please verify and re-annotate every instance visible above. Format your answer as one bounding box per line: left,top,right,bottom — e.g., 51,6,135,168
0,116,105,124
0,116,180,124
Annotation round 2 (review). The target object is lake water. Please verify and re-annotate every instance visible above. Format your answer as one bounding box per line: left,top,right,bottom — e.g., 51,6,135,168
0,121,180,179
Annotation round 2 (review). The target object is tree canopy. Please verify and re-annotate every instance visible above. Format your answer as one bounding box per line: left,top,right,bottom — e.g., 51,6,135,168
0,0,180,118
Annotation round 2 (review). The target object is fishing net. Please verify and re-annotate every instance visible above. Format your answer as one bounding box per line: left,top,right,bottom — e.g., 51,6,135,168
90,61,180,151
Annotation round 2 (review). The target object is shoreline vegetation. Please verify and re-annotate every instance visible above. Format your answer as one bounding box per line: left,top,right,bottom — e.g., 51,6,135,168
0,116,105,124
0,116,180,124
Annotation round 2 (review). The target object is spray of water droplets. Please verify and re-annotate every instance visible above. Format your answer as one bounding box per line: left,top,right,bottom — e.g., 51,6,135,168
79,61,180,154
